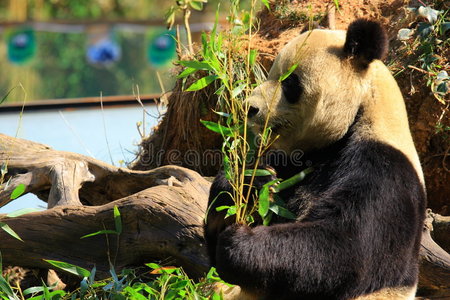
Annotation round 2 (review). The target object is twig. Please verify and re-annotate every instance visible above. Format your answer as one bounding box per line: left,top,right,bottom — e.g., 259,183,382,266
408,65,434,76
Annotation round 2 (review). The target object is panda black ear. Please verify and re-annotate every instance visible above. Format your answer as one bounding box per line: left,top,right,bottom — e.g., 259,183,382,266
343,19,388,68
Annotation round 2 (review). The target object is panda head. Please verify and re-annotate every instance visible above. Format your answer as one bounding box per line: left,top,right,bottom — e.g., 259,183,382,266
247,19,389,153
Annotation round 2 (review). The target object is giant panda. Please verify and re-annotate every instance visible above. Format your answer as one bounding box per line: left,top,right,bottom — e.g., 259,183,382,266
204,19,427,300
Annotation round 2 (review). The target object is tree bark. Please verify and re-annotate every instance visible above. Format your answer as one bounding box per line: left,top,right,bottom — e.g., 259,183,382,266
1,133,450,291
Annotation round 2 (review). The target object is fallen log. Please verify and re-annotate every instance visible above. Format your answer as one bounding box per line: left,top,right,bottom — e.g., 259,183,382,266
0,133,449,293
0,133,210,278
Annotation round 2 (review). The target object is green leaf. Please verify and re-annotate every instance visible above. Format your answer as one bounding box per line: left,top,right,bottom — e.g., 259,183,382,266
333,0,340,11
441,22,450,34
7,208,41,217
23,286,46,296
185,75,218,91
436,82,449,95
200,120,235,137
417,22,434,38
113,205,122,234
189,1,204,11
170,280,189,289
258,186,270,218
178,60,213,71
89,265,96,283
213,111,231,118
80,230,118,239
249,49,258,66
269,202,296,220
10,183,26,200
279,64,298,82
146,263,161,270
273,167,313,192
0,86,18,105
262,211,273,226
244,169,273,177
215,206,231,212
223,155,232,181
0,163,7,177
225,206,236,218
0,275,19,300
261,0,270,10
177,67,197,79
231,83,247,98
44,260,90,278
0,222,23,242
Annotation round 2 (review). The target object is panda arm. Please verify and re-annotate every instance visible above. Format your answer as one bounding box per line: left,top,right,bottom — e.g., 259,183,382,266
215,218,361,295
204,170,276,265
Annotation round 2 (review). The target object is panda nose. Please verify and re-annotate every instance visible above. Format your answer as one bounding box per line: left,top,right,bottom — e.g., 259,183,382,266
247,106,259,118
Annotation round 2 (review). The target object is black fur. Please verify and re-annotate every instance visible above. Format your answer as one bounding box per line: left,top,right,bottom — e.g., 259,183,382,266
343,19,388,67
282,73,303,104
205,115,426,300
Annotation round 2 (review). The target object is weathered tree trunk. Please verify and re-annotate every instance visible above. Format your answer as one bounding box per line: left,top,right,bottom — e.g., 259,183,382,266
1,133,450,293
0,133,210,278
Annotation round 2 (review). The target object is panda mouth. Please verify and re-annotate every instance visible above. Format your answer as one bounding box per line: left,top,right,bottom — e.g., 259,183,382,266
249,118,285,135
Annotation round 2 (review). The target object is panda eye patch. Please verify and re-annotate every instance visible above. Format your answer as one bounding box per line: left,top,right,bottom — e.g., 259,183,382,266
281,73,302,104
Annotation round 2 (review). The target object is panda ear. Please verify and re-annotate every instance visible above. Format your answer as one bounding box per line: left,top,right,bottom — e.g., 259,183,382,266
343,19,388,68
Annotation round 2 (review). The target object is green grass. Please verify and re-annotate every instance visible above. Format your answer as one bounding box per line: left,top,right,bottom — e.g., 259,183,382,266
1,262,226,300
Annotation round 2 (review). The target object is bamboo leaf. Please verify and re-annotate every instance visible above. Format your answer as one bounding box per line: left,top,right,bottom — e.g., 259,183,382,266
186,75,218,91
0,274,19,300
269,202,296,220
263,211,273,226
249,49,258,66
225,206,236,218
231,83,247,98
258,186,270,218
279,64,299,82
0,222,23,242
244,169,273,177
113,205,122,234
215,206,231,212
7,208,41,217
177,67,197,79
223,155,232,181
0,163,7,177
200,120,234,137
44,260,90,278
0,86,18,105
189,1,204,11
273,167,313,192
178,60,213,71
10,183,26,200
80,230,118,239
261,0,270,10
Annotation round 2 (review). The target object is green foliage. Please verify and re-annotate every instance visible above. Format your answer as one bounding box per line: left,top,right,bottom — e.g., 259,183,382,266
44,260,91,278
81,205,122,238
0,179,27,242
9,184,25,200
1,262,225,300
396,2,450,104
